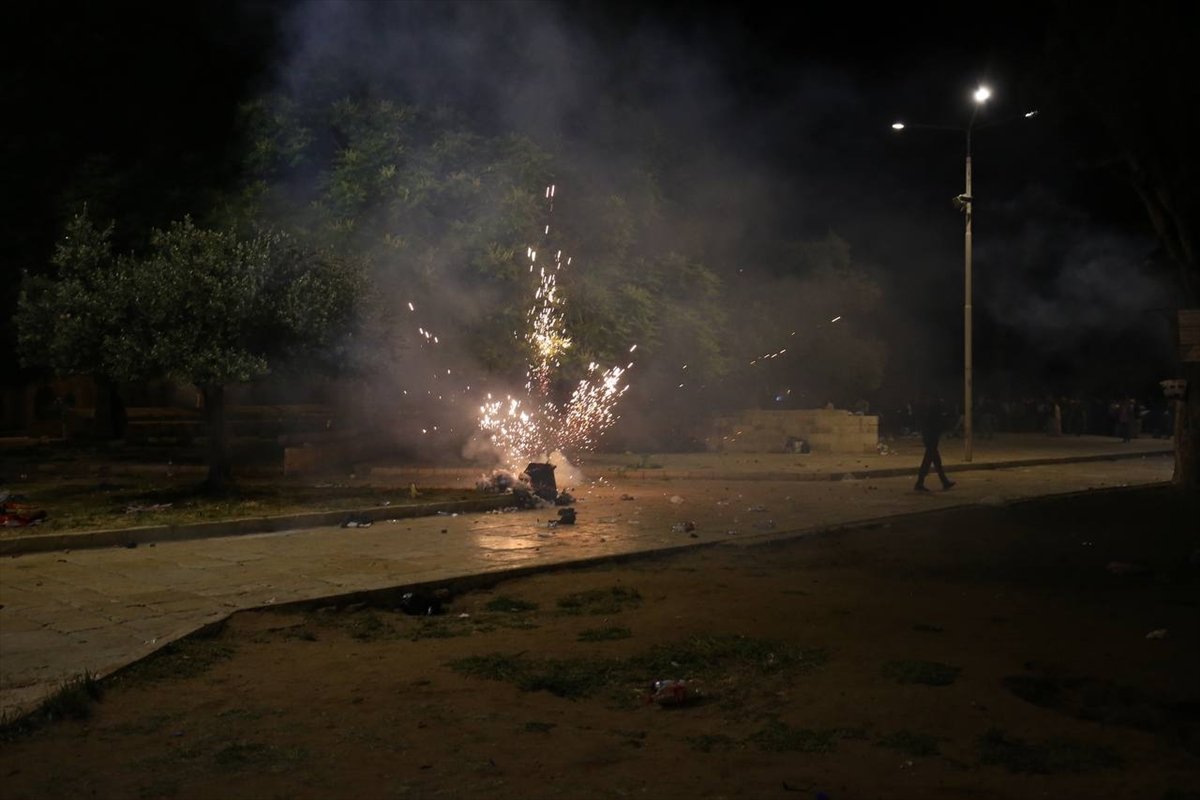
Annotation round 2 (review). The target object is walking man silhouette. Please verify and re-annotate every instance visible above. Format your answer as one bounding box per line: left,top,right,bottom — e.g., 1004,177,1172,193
915,395,956,492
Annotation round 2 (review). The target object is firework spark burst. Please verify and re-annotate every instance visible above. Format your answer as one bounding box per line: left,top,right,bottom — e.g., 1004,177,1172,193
478,186,633,465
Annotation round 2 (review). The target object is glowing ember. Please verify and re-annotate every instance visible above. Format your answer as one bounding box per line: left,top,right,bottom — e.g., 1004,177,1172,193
477,186,632,464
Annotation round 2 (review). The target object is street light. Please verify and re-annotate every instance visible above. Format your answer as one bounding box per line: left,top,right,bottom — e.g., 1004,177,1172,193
892,86,1035,463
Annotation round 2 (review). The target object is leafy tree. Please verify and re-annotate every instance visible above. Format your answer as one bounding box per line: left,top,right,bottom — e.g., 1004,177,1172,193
234,96,733,433
16,211,128,438
17,213,363,490
1049,2,1200,491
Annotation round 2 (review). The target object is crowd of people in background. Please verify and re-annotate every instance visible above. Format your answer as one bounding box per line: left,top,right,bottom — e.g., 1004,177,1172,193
875,393,1176,442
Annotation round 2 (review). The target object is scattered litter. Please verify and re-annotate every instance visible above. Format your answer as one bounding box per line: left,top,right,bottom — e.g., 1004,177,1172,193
399,591,446,616
458,613,470,619
715,499,730,506
671,521,696,533
620,494,636,501
669,495,684,505
477,469,523,493
342,519,372,528
1,509,47,527
1145,629,1169,640
557,508,576,525
726,530,738,535
645,679,690,707
124,503,173,514
747,505,767,512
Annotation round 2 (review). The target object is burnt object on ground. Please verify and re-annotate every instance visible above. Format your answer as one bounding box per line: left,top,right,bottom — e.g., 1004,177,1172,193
557,507,576,525
523,462,558,502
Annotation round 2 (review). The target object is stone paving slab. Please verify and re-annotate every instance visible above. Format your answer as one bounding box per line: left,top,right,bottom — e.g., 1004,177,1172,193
0,444,1175,719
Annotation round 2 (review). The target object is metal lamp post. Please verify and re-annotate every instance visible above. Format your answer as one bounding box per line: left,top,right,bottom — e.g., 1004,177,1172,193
891,85,1037,463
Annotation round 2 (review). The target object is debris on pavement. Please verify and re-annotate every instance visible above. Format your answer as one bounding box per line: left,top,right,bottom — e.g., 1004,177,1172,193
557,508,576,525
523,462,559,502
341,518,373,528
620,494,636,501
669,495,684,505
671,521,696,533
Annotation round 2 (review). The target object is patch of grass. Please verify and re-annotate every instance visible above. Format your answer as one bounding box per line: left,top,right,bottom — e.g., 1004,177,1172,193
882,660,961,686
978,727,1122,774
450,654,529,683
578,626,632,642
688,733,736,752
876,729,941,757
632,635,827,677
410,617,473,640
0,672,104,740
449,635,827,702
0,476,480,535
120,635,235,684
518,659,619,698
748,720,838,753
212,740,309,772
40,671,104,722
283,627,318,642
348,611,390,641
452,653,617,699
485,595,539,613
556,586,642,615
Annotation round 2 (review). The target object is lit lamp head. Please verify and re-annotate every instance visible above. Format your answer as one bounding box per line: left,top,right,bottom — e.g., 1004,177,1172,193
973,86,992,104
891,122,905,130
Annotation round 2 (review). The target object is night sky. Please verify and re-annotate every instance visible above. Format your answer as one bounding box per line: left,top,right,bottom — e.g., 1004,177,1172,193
3,1,1188,404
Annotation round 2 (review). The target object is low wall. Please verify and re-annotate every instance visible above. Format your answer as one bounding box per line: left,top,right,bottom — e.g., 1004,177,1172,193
707,409,879,454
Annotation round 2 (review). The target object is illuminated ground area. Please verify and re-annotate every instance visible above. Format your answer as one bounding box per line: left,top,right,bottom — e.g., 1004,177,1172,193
2,485,1196,799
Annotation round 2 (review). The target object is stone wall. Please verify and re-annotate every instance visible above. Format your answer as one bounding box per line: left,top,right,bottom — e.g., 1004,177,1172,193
707,409,879,454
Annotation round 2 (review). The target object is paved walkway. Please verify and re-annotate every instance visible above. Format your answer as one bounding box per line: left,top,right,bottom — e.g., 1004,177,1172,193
0,435,1174,718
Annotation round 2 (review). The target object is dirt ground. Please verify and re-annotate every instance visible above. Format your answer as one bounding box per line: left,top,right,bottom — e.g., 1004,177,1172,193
2,486,1197,800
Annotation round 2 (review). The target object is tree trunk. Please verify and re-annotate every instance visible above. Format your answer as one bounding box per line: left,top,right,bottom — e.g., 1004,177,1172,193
92,376,127,440
1174,361,1200,494
200,383,232,493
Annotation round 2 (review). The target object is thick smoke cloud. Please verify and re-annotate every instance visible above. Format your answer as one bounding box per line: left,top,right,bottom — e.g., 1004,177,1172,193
260,1,1175,456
